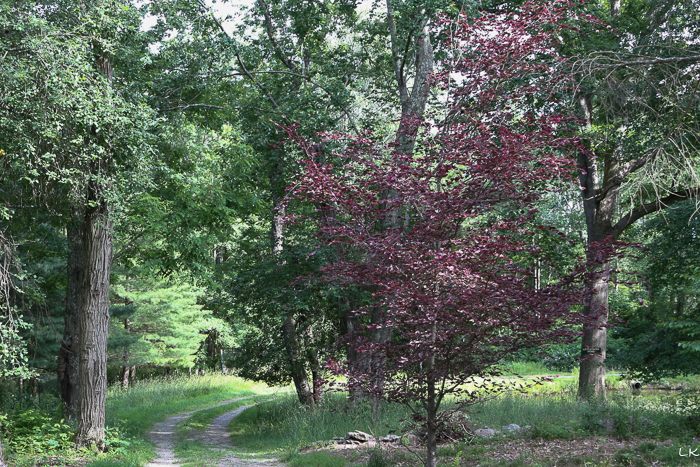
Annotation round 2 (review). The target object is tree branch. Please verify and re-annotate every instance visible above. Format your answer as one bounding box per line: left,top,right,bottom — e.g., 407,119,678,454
225,70,359,134
575,54,700,72
112,229,148,263
611,187,700,239
386,0,408,106
161,104,225,112
258,0,298,72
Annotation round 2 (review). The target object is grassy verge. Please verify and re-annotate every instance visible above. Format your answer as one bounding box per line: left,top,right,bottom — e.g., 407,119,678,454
106,374,269,437
231,381,700,466
229,392,413,454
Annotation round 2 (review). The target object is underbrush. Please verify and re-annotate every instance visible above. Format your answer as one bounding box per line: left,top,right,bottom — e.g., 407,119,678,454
1,374,269,467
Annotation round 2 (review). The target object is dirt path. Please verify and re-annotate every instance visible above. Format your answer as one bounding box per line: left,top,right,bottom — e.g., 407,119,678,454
146,398,282,467
194,405,284,466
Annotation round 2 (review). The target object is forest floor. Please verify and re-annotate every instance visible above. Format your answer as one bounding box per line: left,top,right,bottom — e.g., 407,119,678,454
146,398,283,467
306,435,682,466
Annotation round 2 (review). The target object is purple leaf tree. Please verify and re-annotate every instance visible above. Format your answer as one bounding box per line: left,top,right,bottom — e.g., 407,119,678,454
288,2,602,465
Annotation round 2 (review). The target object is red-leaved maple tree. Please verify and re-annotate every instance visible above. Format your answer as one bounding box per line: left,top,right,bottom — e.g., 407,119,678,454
288,2,596,466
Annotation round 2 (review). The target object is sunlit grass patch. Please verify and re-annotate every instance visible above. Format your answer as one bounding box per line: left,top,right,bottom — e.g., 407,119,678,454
105,374,268,437
229,392,412,453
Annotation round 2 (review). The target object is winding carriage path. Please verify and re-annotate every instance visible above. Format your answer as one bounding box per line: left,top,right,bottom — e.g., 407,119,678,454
146,398,283,467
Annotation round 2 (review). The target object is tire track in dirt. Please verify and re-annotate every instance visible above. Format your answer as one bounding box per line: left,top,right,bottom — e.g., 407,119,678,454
146,397,281,466
194,405,284,466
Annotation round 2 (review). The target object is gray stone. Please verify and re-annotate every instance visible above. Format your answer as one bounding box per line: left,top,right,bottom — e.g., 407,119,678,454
474,427,496,438
501,424,521,433
405,434,420,446
346,430,374,442
378,435,401,443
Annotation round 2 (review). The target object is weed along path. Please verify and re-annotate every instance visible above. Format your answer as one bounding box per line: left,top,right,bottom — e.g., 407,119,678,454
146,397,282,467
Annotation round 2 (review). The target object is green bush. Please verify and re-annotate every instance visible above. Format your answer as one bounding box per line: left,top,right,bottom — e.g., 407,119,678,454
1,409,73,455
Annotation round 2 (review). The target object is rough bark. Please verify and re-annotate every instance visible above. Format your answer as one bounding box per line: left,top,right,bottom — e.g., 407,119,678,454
282,313,314,406
577,94,617,399
58,218,83,418
75,193,113,450
386,0,434,155
359,3,436,417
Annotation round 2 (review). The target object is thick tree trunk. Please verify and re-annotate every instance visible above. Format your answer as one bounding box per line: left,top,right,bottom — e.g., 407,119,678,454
269,159,314,406
357,2,436,417
75,195,113,450
58,218,83,418
577,156,615,398
577,96,617,398
578,259,610,398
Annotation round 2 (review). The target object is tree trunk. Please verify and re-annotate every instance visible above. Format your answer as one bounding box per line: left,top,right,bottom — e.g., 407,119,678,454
578,259,610,399
121,318,131,388
0,437,6,467
75,194,113,450
58,219,83,418
577,96,617,399
269,158,314,405
282,313,314,406
358,2,436,417
425,321,438,467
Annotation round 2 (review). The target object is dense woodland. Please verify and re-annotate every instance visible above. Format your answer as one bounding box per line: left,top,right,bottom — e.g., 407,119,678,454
1,0,700,465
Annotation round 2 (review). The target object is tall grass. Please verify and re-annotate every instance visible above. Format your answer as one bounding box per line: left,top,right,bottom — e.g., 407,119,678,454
106,374,269,437
229,392,413,453
229,383,700,463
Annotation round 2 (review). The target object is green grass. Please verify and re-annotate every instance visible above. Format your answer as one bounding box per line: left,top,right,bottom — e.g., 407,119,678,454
8,369,700,467
286,451,348,467
226,378,700,466
90,375,272,466
105,374,269,437
502,361,555,376
229,392,413,453
177,396,262,436
173,439,228,467
173,394,282,466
